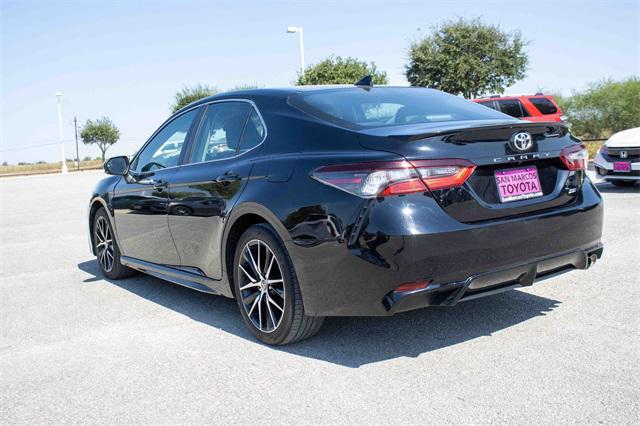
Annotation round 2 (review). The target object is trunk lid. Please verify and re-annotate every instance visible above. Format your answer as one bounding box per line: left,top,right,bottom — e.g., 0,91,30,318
358,120,585,223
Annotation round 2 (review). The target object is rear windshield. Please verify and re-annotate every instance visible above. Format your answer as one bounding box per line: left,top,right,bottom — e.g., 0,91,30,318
288,87,511,129
528,97,558,115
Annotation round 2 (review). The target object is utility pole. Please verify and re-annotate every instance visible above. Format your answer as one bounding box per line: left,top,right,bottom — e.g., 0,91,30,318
56,92,68,174
74,116,80,171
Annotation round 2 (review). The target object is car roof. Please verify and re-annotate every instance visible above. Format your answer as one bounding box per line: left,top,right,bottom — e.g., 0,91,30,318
176,86,430,113
474,94,555,101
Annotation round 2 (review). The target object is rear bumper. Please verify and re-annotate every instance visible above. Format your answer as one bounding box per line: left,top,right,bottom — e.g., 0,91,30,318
287,178,604,316
385,244,603,315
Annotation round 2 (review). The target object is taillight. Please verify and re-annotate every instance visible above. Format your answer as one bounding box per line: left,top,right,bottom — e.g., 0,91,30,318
411,159,476,191
560,144,588,171
311,159,476,198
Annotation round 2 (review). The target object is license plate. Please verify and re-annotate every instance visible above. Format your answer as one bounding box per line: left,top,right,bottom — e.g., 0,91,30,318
613,162,631,172
494,166,543,203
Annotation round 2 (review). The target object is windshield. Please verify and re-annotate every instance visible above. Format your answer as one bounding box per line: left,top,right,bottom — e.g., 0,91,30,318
289,87,512,129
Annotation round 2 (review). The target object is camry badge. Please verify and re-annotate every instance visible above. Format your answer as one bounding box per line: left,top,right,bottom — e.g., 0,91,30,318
511,132,533,152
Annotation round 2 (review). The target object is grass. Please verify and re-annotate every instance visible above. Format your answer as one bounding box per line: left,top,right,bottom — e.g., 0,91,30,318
0,160,103,176
583,139,605,159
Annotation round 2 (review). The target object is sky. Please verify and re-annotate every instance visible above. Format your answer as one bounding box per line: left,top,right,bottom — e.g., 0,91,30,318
1,0,639,164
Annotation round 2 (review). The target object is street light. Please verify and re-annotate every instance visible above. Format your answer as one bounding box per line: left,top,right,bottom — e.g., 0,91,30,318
55,92,68,174
286,26,305,78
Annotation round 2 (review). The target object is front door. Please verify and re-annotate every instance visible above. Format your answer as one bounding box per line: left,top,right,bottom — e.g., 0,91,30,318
112,108,199,265
168,101,266,279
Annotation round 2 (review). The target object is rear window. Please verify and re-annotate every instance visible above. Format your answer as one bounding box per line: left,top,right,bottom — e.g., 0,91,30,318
288,87,511,129
528,97,558,115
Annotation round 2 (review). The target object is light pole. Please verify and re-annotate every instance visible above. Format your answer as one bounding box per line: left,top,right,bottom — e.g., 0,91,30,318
74,116,80,171
286,26,305,78
65,116,81,170
56,92,68,174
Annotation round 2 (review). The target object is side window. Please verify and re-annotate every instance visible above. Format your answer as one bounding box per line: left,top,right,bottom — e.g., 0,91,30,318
528,97,558,115
477,100,499,111
132,109,198,172
237,108,266,154
497,99,529,118
188,102,250,163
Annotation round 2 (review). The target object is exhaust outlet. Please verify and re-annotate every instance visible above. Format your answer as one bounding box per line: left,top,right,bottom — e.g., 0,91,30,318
587,253,598,268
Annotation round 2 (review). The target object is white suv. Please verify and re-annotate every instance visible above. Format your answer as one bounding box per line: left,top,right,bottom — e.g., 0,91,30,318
594,127,639,187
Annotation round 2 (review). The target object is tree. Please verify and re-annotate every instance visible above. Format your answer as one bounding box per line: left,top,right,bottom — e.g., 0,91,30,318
405,18,528,98
81,117,120,162
296,55,388,85
561,77,640,139
171,84,219,112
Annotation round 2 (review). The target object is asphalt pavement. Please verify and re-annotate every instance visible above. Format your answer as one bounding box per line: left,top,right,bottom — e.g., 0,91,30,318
1,170,638,424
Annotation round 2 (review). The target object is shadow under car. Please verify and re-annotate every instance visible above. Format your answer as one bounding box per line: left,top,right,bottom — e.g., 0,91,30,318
78,260,561,368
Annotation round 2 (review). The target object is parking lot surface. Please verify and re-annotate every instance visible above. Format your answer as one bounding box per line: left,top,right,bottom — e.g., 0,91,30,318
1,171,638,424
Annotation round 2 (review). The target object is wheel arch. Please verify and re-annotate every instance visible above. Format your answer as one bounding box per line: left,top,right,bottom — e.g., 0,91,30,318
88,196,115,255
222,202,291,298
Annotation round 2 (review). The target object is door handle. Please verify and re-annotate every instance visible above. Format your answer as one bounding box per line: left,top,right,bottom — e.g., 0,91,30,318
153,179,168,190
215,171,241,184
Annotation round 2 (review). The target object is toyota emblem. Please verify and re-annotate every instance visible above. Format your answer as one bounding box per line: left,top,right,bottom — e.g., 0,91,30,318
511,132,533,151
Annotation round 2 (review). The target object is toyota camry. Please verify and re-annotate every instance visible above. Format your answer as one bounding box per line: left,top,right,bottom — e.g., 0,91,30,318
88,83,604,345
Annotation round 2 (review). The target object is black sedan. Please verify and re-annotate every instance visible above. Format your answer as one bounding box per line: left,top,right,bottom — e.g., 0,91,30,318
88,84,603,345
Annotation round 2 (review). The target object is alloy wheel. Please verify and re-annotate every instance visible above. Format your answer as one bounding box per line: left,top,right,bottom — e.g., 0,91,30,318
238,239,286,333
95,216,115,272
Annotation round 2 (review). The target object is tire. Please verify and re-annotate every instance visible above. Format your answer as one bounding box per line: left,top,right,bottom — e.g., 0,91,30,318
233,224,324,345
610,180,638,187
92,207,136,280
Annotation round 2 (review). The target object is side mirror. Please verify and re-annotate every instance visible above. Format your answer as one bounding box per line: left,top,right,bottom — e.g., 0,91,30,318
104,156,130,176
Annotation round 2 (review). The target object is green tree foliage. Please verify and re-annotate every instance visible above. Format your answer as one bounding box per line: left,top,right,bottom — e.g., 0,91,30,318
296,56,388,85
561,77,640,139
405,18,528,98
171,84,219,112
80,117,120,162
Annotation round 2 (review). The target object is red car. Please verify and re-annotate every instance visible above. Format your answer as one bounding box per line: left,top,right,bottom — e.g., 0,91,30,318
473,94,566,123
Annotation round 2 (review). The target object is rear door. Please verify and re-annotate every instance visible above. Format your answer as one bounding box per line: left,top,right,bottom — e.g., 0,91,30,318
167,101,266,279
475,100,499,111
112,108,200,265
496,99,531,120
